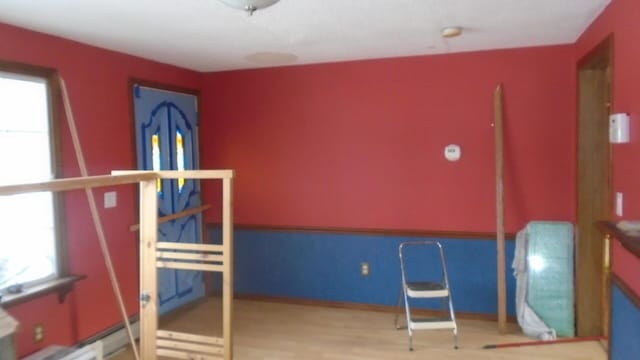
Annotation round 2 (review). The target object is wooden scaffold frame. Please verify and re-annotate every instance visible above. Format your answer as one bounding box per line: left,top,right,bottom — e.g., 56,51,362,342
0,169,235,360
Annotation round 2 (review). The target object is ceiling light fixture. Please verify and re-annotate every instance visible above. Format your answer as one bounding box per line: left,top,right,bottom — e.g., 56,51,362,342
441,26,463,38
218,0,280,15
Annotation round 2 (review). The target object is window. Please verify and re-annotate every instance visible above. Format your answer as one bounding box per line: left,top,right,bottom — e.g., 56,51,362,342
152,132,162,192
0,68,61,293
176,129,185,192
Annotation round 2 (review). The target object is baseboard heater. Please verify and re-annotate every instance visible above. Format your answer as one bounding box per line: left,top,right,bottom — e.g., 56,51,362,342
22,344,101,360
85,319,140,359
24,320,139,360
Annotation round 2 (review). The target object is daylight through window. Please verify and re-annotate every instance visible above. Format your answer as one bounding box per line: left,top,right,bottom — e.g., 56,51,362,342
0,72,57,291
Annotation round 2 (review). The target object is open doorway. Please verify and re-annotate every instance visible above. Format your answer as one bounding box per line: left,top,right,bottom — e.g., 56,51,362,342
576,36,613,337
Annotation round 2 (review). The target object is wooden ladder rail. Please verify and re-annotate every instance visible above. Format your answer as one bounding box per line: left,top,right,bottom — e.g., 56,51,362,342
130,170,234,360
129,204,212,232
0,170,234,360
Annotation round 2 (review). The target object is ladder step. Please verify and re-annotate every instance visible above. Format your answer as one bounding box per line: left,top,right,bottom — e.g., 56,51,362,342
406,282,449,298
406,282,445,291
407,289,449,298
409,319,457,331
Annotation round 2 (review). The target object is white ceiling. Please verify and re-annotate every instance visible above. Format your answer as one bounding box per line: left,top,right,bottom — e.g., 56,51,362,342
0,0,611,72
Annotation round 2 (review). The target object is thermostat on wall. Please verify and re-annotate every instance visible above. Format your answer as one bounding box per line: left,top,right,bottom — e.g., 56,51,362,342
610,113,630,143
444,144,461,161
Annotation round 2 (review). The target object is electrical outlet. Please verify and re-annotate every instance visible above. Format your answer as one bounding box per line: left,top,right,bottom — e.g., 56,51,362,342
33,324,44,343
361,262,370,276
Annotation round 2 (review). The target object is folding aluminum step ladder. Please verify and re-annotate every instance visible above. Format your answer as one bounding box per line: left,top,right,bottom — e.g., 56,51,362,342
395,240,458,351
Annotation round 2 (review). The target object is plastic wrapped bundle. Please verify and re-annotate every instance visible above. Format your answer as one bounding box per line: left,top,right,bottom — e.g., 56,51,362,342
524,221,575,337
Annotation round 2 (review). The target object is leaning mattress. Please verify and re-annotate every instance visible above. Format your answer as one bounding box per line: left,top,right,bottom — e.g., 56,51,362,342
526,221,575,337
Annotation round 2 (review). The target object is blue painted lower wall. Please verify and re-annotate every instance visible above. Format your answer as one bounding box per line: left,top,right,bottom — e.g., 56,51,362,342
211,228,517,316
611,283,640,360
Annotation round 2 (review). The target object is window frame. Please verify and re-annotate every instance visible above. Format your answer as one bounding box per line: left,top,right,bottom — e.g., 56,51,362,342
0,60,68,294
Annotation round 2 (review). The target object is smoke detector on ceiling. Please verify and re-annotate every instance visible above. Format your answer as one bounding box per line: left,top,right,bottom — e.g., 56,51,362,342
218,0,280,15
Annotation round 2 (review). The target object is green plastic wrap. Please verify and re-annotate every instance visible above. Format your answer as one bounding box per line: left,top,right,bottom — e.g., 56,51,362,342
526,221,575,337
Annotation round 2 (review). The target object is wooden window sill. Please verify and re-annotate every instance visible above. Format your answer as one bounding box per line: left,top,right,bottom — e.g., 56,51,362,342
0,275,86,308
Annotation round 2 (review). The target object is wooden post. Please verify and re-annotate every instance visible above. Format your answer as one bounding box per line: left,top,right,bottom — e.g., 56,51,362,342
494,83,507,333
222,177,234,360
139,179,159,360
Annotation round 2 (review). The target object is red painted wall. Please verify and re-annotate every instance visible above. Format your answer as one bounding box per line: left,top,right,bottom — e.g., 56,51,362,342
612,240,640,296
2,2,618,355
0,22,201,357
576,0,640,293
200,45,577,233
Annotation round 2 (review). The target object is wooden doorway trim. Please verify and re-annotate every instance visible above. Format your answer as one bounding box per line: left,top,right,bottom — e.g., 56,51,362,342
576,35,613,337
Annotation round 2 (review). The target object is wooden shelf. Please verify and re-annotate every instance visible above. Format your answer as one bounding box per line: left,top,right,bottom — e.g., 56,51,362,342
0,275,86,308
596,221,640,258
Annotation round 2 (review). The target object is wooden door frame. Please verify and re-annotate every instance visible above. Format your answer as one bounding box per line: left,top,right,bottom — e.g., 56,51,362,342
576,35,613,337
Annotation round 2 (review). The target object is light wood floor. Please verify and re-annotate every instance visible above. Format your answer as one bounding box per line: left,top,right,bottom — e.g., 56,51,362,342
112,298,606,360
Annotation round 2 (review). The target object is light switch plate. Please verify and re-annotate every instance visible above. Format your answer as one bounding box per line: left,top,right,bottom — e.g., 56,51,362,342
616,192,623,217
104,191,117,208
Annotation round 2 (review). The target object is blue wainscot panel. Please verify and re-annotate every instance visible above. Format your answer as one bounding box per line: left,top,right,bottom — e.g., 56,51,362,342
210,228,516,316
610,283,640,360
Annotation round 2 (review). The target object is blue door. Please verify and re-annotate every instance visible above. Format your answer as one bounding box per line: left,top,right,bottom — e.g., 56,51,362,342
133,84,203,314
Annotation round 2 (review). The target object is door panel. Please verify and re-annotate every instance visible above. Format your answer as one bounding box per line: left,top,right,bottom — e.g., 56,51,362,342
133,84,203,315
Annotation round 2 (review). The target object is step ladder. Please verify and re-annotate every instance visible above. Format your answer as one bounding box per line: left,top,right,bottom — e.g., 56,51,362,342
394,240,458,351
